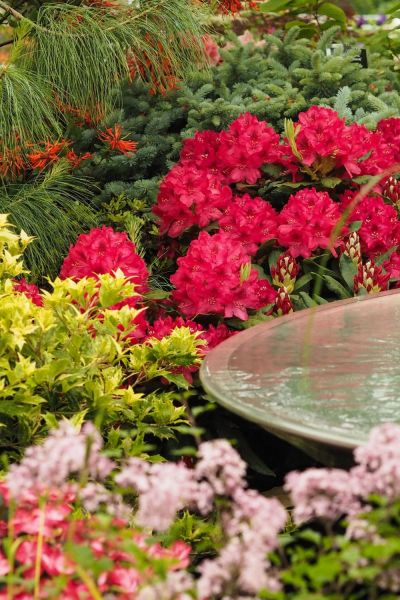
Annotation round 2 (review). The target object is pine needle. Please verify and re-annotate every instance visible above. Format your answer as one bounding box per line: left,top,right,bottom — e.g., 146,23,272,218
0,162,97,279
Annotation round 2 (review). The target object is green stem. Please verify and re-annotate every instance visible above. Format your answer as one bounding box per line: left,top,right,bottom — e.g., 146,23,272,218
73,563,103,600
33,498,46,600
6,499,15,600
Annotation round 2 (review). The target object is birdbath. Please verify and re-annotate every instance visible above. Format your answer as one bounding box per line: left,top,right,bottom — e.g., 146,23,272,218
200,289,400,467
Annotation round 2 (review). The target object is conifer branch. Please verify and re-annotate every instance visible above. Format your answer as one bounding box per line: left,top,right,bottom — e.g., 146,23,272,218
0,1,24,21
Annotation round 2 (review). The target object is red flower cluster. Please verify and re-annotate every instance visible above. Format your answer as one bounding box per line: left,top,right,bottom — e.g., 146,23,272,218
291,107,398,177
60,226,149,296
170,231,276,320
154,163,232,237
377,117,400,163
341,191,400,257
277,189,343,258
219,193,278,254
154,114,283,238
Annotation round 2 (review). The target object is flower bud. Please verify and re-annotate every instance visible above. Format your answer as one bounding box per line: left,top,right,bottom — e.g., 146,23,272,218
343,232,362,266
270,253,300,294
383,176,400,205
354,259,390,295
273,286,294,316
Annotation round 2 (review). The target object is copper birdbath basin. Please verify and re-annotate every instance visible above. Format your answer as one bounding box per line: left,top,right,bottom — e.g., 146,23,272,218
200,290,400,466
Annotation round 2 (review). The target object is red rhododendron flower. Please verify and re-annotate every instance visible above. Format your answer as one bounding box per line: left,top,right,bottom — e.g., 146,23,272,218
154,164,232,237
294,107,347,168
147,315,204,340
377,117,400,162
180,130,222,171
171,231,276,320
99,124,138,154
219,193,278,254
218,114,282,184
291,107,397,178
384,251,400,282
341,191,400,258
60,226,149,295
277,188,343,258
13,278,43,307
201,323,237,348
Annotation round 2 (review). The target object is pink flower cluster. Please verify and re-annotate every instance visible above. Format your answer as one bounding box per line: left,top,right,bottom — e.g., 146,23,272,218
7,420,400,598
286,423,400,529
2,421,290,598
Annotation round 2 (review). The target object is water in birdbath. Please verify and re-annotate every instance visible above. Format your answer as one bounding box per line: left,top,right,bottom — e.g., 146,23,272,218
200,290,400,466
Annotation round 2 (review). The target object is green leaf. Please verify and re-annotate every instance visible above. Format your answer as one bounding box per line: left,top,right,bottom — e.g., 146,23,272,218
299,291,317,308
259,0,292,12
375,246,397,266
318,2,346,25
349,220,362,233
323,274,352,299
268,249,283,270
339,253,358,290
294,273,313,291
313,294,328,304
321,177,342,188
144,289,171,300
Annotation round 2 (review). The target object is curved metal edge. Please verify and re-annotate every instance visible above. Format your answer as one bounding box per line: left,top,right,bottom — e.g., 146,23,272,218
200,289,400,450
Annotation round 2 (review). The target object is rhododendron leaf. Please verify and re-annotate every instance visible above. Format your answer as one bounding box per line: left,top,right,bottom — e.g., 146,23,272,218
313,294,329,304
268,249,284,270
294,273,313,291
239,309,274,329
339,254,358,290
352,176,374,185
299,291,317,308
375,246,397,266
322,275,352,299
320,177,342,188
348,221,362,233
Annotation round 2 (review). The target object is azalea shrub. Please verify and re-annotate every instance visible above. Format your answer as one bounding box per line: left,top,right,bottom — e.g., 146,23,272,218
3,419,400,598
0,214,235,460
150,106,400,329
